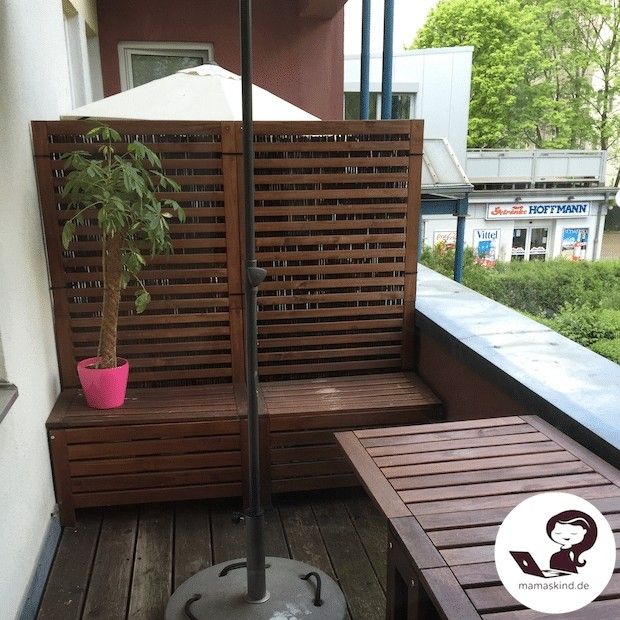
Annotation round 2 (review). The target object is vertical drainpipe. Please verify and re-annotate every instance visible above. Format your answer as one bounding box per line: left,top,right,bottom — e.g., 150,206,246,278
381,0,394,119
360,0,371,119
454,196,468,282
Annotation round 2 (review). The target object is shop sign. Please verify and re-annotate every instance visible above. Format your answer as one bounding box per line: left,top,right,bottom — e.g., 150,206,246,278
487,203,590,219
473,229,499,267
433,230,456,249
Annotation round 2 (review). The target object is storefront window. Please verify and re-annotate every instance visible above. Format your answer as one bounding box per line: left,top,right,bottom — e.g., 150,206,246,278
511,227,548,261
511,228,526,261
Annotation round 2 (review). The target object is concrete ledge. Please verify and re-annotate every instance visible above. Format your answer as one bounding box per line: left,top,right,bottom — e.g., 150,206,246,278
0,383,18,424
415,265,620,462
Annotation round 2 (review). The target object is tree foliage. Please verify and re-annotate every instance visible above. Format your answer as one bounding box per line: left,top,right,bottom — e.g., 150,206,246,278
412,0,620,178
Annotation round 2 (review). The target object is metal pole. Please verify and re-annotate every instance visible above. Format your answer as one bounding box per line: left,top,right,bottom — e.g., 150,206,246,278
360,0,371,119
380,0,394,119
240,0,268,604
454,197,468,283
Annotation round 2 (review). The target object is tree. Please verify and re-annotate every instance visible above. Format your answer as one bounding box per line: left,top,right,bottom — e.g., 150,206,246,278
412,0,550,148
412,0,620,180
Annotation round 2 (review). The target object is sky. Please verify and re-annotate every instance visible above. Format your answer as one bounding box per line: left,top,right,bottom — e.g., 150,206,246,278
344,0,441,56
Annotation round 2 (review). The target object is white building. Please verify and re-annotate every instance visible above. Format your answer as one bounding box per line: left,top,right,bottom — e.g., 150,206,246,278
345,48,614,263
344,48,473,165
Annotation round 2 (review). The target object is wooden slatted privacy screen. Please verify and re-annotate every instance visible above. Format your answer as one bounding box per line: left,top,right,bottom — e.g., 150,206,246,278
254,121,422,380
33,120,423,389
33,121,245,389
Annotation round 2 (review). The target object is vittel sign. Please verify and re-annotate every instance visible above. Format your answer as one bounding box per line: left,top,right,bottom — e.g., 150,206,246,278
487,203,590,219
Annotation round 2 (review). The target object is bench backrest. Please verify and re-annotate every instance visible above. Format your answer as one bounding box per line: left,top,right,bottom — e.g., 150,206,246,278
33,121,245,388
33,120,423,388
252,121,423,381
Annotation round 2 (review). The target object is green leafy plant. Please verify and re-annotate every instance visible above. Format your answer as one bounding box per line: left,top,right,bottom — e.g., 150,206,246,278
61,124,184,369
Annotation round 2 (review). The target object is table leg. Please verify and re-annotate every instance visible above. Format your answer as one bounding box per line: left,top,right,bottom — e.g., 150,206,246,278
386,532,440,620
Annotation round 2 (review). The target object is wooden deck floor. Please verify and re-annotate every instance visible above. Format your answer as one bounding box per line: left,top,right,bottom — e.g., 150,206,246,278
37,489,387,620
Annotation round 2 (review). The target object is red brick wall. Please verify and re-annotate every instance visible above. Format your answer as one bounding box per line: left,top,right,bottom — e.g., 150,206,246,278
96,0,344,120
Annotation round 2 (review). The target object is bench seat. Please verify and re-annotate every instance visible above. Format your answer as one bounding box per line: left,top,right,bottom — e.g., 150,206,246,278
262,372,442,493
47,384,244,525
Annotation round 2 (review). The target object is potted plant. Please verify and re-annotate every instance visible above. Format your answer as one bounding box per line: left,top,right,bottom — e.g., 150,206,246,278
61,124,184,409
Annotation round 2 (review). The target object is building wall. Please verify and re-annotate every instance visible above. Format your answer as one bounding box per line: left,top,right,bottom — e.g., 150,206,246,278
97,0,345,120
416,329,528,420
0,1,98,617
344,47,473,165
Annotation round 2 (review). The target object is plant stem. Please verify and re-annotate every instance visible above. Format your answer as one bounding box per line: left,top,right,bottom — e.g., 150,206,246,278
97,232,123,369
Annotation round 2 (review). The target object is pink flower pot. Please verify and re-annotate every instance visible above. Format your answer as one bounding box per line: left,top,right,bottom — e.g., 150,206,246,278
77,357,129,409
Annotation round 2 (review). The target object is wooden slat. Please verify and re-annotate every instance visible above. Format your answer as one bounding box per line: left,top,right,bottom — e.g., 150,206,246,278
408,485,620,516
362,423,534,449
128,505,173,619
416,496,620,531
74,482,243,509
173,502,212,589
69,451,241,477
67,434,240,460
383,451,579,479
355,416,525,438
377,440,564,469
394,460,593,491
82,508,137,620
398,472,608,504
368,431,549,455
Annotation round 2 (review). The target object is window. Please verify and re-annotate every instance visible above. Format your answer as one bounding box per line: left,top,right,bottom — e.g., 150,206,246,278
344,92,415,120
118,42,214,90
511,227,549,261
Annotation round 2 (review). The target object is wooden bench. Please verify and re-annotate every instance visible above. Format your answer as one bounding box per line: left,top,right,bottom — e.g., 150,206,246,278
34,119,442,524
336,416,620,618
34,120,248,525
253,121,442,492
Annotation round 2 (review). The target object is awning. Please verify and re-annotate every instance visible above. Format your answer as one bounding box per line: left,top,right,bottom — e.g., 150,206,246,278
422,138,472,197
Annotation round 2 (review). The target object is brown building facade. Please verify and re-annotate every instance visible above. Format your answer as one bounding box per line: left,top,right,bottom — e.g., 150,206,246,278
97,0,346,119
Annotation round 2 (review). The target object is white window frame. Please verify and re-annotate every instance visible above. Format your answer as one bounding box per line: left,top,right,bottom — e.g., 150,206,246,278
374,92,416,119
118,41,214,90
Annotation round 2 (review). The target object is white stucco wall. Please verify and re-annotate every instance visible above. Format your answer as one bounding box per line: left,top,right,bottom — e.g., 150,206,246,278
0,1,74,617
344,47,473,165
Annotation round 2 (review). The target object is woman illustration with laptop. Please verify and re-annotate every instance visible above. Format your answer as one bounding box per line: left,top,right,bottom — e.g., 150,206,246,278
511,509,598,577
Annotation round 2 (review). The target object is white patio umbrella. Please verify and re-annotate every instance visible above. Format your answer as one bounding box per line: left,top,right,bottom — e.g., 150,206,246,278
62,63,319,121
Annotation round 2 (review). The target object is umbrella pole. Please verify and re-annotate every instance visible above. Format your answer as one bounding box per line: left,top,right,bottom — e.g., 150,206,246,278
240,0,268,604
165,3,347,616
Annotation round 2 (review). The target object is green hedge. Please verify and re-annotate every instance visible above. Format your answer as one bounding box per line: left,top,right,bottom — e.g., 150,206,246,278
591,338,620,364
420,245,620,364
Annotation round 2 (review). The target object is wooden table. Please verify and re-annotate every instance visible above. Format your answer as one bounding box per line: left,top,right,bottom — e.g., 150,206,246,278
336,415,620,619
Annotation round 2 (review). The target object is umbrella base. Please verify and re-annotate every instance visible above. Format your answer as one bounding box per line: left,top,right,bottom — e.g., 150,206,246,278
165,556,347,619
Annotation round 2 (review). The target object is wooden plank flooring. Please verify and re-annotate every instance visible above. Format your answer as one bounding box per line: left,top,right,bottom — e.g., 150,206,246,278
37,489,387,620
